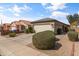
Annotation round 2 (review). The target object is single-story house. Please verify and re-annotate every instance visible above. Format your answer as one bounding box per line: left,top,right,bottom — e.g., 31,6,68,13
10,20,32,32
32,18,70,34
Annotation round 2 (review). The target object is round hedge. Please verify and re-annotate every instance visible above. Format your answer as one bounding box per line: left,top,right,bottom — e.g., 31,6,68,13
32,30,56,50
67,31,78,41
9,32,16,37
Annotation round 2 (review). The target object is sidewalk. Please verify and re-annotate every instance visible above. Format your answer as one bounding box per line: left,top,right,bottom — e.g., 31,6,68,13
74,42,79,56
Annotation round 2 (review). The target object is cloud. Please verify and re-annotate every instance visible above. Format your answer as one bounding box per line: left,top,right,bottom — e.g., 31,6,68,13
41,3,48,6
78,11,79,14
0,4,33,24
0,6,5,12
0,6,4,9
47,3,67,11
14,13,20,17
50,11,69,24
22,5,32,10
51,11,69,16
41,3,69,24
7,4,32,18
0,13,13,23
13,4,21,13
42,3,67,11
0,13,33,24
8,4,32,13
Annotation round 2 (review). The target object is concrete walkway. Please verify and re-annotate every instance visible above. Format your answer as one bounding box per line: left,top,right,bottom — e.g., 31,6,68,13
0,34,47,56
74,42,79,56
56,35,79,56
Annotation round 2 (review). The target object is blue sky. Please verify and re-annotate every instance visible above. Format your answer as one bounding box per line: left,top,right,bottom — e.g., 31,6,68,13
0,3,79,24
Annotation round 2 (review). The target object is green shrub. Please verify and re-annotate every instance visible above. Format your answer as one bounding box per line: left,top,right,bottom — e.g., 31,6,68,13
67,31,78,41
32,30,56,50
69,28,75,31
28,26,35,33
9,32,16,37
25,29,29,33
25,26,35,33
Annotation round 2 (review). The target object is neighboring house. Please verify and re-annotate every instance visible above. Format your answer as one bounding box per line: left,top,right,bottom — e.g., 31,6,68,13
2,23,10,31
10,20,32,32
1,23,10,35
32,18,70,34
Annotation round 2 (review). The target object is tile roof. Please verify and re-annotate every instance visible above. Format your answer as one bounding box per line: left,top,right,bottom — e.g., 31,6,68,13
32,18,70,26
11,20,32,26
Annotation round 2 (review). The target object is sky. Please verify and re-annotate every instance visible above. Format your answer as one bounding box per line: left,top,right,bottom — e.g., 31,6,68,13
0,3,79,24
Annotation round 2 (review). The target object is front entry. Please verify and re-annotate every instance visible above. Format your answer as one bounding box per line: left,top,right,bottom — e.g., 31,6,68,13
57,28,62,34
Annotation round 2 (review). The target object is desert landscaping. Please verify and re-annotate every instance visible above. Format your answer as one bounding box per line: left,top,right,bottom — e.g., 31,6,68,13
0,33,79,56
0,3,79,56
0,16,79,56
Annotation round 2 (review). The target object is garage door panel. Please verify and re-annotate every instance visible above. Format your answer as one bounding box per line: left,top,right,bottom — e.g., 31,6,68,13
34,25,54,33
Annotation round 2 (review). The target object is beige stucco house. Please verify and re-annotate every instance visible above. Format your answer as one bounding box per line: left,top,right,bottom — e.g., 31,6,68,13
32,18,70,34
10,20,32,32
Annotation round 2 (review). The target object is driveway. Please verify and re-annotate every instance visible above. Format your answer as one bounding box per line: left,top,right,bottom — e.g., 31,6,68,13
0,33,79,56
0,33,47,56
5,33,33,45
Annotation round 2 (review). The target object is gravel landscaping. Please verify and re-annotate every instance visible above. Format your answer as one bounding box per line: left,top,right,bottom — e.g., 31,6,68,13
27,34,73,56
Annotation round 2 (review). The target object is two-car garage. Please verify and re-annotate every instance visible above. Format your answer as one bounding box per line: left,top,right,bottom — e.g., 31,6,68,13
34,24,54,33
32,18,69,34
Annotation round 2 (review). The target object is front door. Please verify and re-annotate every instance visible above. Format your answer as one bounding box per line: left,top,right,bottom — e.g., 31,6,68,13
21,25,25,32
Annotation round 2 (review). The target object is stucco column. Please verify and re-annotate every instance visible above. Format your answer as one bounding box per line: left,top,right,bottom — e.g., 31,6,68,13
19,25,22,31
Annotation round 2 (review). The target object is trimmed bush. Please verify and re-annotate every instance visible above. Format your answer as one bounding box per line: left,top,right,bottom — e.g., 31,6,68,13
28,26,34,33
25,26,35,33
67,31,78,41
9,32,16,37
69,28,75,31
32,30,56,50
25,29,29,33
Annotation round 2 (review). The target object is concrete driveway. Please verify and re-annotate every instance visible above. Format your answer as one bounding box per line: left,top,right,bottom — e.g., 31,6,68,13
0,33,47,56
0,33,79,56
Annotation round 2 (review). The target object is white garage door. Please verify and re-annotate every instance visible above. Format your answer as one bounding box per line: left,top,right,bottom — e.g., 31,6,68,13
34,25,54,33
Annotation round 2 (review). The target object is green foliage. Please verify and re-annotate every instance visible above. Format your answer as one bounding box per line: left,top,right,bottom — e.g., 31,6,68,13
67,13,79,26
32,30,56,50
67,31,78,41
9,32,16,37
25,26,35,33
28,26,35,33
67,15,74,24
69,28,75,31
25,29,29,33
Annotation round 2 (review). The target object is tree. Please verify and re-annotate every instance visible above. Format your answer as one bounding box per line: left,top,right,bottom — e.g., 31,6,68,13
67,15,74,24
67,14,79,56
67,13,79,27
